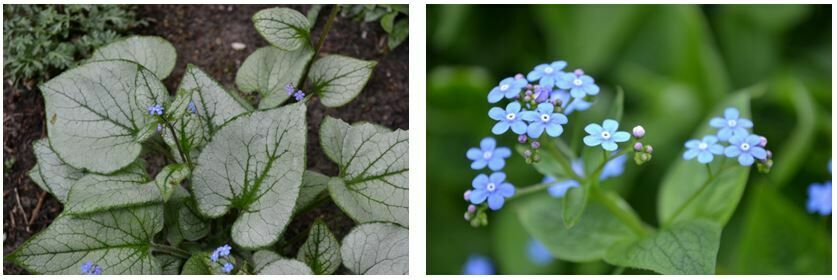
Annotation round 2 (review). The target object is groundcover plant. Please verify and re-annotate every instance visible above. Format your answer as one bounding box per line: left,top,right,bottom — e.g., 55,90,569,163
7,5,408,275
459,60,774,275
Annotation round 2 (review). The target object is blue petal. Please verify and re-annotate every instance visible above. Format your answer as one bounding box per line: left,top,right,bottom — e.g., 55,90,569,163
600,155,627,180
745,134,761,146
550,60,567,70
738,154,755,166
487,87,504,103
480,137,496,151
471,159,488,170
506,101,521,113
497,183,515,197
724,108,739,120
685,140,700,149
717,128,733,141
527,122,545,138
709,144,724,155
583,84,600,95
536,102,554,114
472,174,489,189
584,123,603,135
494,147,511,158
489,172,506,184
697,151,714,164
684,149,699,160
469,189,488,204
570,87,586,99
602,119,619,132
602,141,618,151
510,121,528,135
750,147,767,159
487,194,505,210
527,70,543,82
551,113,568,125
488,107,506,120
738,118,753,128
545,123,564,137
540,76,555,89
547,180,579,198
612,131,631,142
724,146,741,157
709,117,726,128
492,122,510,135
520,111,538,122
487,158,505,171
583,135,602,147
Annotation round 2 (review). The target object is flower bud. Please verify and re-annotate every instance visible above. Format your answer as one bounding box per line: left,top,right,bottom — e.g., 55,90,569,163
464,212,472,221
532,154,541,162
518,134,528,143
467,204,477,213
632,126,646,139
531,141,541,149
645,145,653,153
463,190,472,201
515,73,525,80
574,69,584,76
156,124,163,133
523,149,532,157
758,136,768,147
766,150,772,159
634,142,644,152
523,95,532,102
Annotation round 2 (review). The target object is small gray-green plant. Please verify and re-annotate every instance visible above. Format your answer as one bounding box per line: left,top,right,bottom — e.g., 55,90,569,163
9,5,408,275
341,4,408,51
3,4,144,89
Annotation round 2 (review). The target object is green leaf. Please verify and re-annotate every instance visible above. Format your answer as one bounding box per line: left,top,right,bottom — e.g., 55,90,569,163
89,36,177,79
320,117,408,226
562,180,590,228
517,195,635,262
41,60,168,173
657,89,756,226
340,223,408,275
165,186,209,245
309,55,377,107
253,7,311,51
181,252,211,275
297,218,341,274
157,255,183,275
387,18,409,50
493,202,561,274
604,219,721,274
380,11,397,33
235,46,313,109
7,205,164,274
252,250,313,275
294,170,329,213
27,139,84,204
176,64,251,136
192,104,306,248
64,162,160,215
155,163,190,202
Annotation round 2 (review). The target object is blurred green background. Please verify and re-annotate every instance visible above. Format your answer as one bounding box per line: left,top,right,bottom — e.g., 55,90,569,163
427,4,831,275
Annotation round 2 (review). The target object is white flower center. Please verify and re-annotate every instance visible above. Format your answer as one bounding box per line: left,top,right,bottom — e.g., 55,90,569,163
544,67,554,74
486,183,496,192
728,119,737,127
500,84,510,91
540,114,550,122
600,131,611,140
573,79,583,86
740,143,750,151
482,151,493,160
698,142,708,150
505,113,516,121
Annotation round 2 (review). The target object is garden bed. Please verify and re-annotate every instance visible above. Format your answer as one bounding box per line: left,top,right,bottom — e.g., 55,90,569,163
3,4,408,274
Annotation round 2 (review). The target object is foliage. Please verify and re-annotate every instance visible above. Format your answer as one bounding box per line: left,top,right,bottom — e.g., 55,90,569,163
340,4,409,51
3,4,144,89
10,5,408,275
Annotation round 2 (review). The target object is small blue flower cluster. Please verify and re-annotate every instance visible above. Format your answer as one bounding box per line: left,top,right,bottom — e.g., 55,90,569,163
285,83,305,101
464,137,515,213
187,101,198,114
146,104,164,116
80,260,102,275
487,60,598,140
210,244,235,274
806,160,831,216
682,108,772,167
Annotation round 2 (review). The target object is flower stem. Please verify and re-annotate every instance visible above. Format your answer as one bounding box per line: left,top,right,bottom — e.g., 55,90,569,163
507,182,554,202
296,4,339,91
162,116,193,169
151,243,190,259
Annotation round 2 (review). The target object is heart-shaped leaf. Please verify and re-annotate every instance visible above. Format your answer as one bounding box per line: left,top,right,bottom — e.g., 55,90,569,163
320,117,408,226
64,162,160,215
165,186,209,246
340,223,408,275
155,163,190,202
252,250,313,275
157,255,183,275
181,252,211,275
603,219,721,275
176,64,251,136
253,7,311,51
387,18,409,50
297,218,341,274
192,104,306,248
309,55,377,107
294,170,329,213
235,46,313,109
7,204,164,274
41,60,168,173
89,36,177,79
27,139,84,204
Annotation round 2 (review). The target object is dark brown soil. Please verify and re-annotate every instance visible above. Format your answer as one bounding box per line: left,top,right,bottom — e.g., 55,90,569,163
3,4,408,274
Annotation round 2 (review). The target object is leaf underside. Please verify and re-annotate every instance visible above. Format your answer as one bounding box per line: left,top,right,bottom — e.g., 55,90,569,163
309,55,377,107
340,222,408,275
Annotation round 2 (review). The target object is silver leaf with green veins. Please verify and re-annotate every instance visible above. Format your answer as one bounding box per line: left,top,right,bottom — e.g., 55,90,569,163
320,117,408,227
340,223,408,275
8,205,164,274
41,60,168,173
253,250,313,275
294,170,330,213
192,104,306,248
235,46,313,109
309,55,377,107
176,64,252,135
253,8,311,51
89,36,177,79
28,139,84,204
64,162,160,215
297,219,341,274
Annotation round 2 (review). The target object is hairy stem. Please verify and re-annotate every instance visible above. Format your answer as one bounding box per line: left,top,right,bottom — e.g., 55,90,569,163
152,243,190,259
162,116,193,169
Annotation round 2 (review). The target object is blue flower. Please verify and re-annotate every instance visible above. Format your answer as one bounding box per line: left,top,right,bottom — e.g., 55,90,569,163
600,154,628,180
293,90,305,101
221,262,235,274
544,176,580,198
683,135,724,164
210,251,220,262
710,108,753,141
462,254,495,275
724,133,767,166
488,102,528,135
147,104,164,116
216,244,232,257
527,238,553,266
583,119,631,151
556,72,600,98
187,101,197,114
544,155,626,198
466,137,511,171
80,261,102,275
285,83,295,95
533,85,551,103
806,181,831,215
520,103,568,138
487,76,527,103
470,172,515,210
549,90,591,115
526,60,567,89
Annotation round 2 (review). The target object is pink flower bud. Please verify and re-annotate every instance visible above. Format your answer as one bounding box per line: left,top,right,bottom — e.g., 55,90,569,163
467,204,477,213
758,136,767,147
645,145,653,153
634,142,644,152
464,190,472,201
515,73,525,80
632,126,645,138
